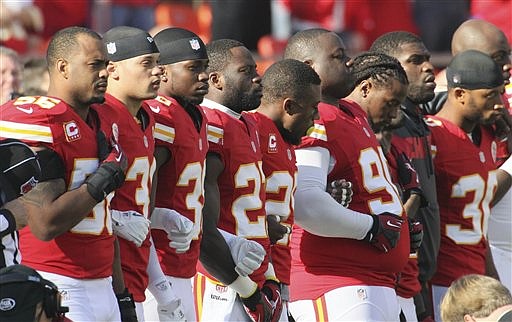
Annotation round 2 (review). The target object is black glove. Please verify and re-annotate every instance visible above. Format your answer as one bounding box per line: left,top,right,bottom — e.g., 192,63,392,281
85,163,126,202
409,219,423,253
261,280,283,322
364,213,404,253
85,130,127,202
267,215,288,244
96,129,127,168
116,288,138,322
241,288,273,322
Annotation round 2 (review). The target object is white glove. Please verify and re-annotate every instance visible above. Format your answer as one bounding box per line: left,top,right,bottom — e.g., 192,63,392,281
111,210,150,247
220,229,266,277
151,207,194,253
157,298,187,322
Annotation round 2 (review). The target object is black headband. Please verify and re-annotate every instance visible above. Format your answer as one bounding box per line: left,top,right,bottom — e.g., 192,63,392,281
103,26,159,62
154,28,207,65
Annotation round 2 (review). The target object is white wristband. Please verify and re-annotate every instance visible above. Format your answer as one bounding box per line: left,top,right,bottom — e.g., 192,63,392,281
228,276,258,298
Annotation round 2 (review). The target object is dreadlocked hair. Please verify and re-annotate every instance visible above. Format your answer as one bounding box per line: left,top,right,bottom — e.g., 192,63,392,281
351,52,408,89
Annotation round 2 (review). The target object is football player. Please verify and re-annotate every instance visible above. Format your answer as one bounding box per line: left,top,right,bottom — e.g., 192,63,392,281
370,31,439,320
427,50,512,321
0,27,126,321
99,26,163,321
245,58,321,321
196,39,280,322
284,29,410,321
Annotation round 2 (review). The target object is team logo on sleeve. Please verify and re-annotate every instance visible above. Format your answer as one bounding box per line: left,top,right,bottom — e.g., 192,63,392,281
143,135,149,148
268,133,277,153
63,121,80,142
479,151,486,163
112,123,119,142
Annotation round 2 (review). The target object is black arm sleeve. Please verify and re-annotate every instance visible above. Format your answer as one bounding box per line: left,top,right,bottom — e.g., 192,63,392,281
37,149,66,182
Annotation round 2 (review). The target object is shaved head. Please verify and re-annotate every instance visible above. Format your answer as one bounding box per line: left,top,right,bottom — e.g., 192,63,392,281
452,19,511,84
451,19,509,56
284,28,331,61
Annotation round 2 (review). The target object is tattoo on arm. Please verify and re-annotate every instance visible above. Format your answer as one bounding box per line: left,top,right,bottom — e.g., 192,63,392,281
20,179,66,208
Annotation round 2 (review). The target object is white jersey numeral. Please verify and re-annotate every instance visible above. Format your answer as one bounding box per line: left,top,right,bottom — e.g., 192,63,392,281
359,147,403,214
177,161,205,239
265,171,296,221
446,171,497,245
265,171,296,246
69,159,112,235
125,157,156,218
232,162,267,238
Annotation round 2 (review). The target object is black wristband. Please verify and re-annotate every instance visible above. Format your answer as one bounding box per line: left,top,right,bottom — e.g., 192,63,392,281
0,208,16,238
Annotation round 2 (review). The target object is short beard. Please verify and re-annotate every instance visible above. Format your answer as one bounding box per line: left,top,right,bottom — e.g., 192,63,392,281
177,95,204,106
238,93,261,111
408,85,434,104
86,95,105,105
277,123,301,145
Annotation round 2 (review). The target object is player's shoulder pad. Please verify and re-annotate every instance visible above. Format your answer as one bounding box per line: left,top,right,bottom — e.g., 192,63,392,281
146,95,174,115
11,96,67,115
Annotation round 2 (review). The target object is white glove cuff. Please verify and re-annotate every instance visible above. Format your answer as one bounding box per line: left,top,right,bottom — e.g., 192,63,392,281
229,276,258,298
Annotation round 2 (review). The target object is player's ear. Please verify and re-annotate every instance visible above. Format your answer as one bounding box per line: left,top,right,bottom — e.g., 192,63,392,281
107,61,119,80
453,88,466,104
284,98,299,115
56,59,68,79
360,80,372,98
209,72,222,90
160,66,169,83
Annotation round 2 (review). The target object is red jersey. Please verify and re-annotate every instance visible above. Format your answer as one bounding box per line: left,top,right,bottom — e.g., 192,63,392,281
147,96,208,278
245,111,297,285
290,99,409,301
0,96,115,278
198,101,270,286
426,116,498,287
97,94,156,302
